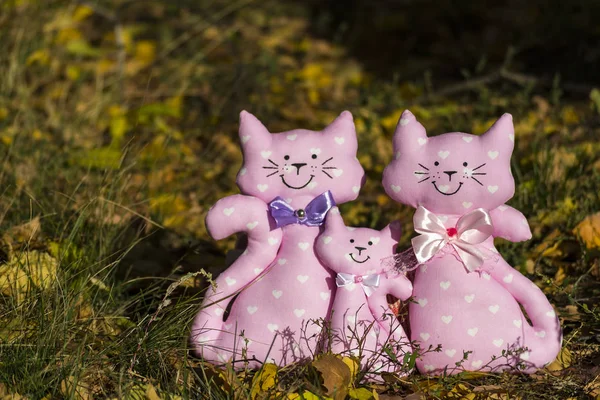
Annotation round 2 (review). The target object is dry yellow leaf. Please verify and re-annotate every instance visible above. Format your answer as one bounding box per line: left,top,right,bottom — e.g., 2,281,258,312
545,347,572,372
313,354,352,400
341,356,359,383
0,250,58,300
573,213,600,249
251,363,278,399
145,383,161,400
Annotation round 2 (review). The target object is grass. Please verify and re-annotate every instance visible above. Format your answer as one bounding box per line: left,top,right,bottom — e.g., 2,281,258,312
0,0,599,398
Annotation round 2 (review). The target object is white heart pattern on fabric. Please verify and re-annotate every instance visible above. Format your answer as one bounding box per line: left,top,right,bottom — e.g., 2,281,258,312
247,306,258,315
438,150,450,159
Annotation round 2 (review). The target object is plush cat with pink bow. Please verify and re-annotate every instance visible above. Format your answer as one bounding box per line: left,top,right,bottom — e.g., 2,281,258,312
382,110,561,374
315,207,413,377
191,111,365,367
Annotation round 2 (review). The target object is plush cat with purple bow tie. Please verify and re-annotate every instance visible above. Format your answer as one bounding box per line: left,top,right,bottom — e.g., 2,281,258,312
315,207,413,378
191,111,365,367
382,110,561,374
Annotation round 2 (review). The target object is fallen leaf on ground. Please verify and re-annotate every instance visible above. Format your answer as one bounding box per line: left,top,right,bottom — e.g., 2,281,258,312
573,213,600,249
313,354,352,400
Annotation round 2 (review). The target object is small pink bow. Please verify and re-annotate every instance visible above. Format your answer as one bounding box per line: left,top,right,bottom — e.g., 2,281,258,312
336,273,380,297
411,206,496,272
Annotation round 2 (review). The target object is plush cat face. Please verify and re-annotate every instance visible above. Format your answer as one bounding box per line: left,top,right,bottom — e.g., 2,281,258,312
315,208,401,274
236,111,365,204
382,110,515,215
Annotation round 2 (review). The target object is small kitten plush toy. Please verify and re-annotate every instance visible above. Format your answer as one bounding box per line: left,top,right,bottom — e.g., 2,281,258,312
315,207,413,377
191,111,365,368
382,110,561,374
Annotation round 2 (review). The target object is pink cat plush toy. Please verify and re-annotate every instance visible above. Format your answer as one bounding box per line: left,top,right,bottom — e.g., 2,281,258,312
191,111,365,367
315,207,413,377
382,110,561,374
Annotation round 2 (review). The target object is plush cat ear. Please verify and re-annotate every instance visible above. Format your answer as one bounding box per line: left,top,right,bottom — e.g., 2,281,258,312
392,110,428,157
239,111,272,151
324,207,346,231
322,111,358,151
380,220,402,242
481,113,515,159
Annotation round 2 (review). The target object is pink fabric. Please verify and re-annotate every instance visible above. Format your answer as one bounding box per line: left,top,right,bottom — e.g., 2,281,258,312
315,208,413,378
191,111,365,367
382,110,561,374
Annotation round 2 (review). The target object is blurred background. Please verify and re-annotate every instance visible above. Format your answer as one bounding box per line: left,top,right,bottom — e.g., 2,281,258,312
0,0,599,398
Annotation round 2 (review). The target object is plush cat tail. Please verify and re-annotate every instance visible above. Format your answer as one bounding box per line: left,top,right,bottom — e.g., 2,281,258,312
322,111,358,152
392,110,428,156
205,194,277,245
481,113,515,158
239,110,272,152
522,306,562,369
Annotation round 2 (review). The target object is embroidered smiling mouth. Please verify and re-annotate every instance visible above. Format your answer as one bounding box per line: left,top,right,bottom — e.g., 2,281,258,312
349,254,370,263
432,181,463,196
280,174,315,189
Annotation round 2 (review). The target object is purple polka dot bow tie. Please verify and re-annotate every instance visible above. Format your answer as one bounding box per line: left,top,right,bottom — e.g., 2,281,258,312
268,191,336,228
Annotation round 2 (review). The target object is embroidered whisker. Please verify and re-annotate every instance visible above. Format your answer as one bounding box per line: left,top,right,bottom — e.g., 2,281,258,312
268,159,279,167
321,157,334,166
323,167,338,170
472,172,487,176
262,166,278,170
472,163,486,171
471,177,484,186
418,177,431,183
418,163,430,171
321,170,334,179
266,171,279,178
414,172,430,175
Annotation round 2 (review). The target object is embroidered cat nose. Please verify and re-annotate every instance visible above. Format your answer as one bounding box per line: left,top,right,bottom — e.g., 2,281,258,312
354,246,366,254
291,163,307,174
444,170,457,180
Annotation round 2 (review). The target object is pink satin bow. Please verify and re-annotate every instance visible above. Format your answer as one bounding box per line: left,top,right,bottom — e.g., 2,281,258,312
336,273,380,297
411,206,495,272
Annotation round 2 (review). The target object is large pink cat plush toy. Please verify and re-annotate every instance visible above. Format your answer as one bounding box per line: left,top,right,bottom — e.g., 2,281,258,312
191,111,365,367
382,110,561,374
314,207,413,378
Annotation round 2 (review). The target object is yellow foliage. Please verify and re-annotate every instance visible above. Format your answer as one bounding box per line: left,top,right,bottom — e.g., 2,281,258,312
573,212,600,249
135,41,157,65
312,354,352,400
341,356,359,383
72,5,94,22
545,347,572,372
0,251,58,301
381,110,403,133
66,65,81,81
251,363,278,399
96,58,116,75
56,27,83,44
26,49,51,66
561,106,580,125
300,63,333,89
